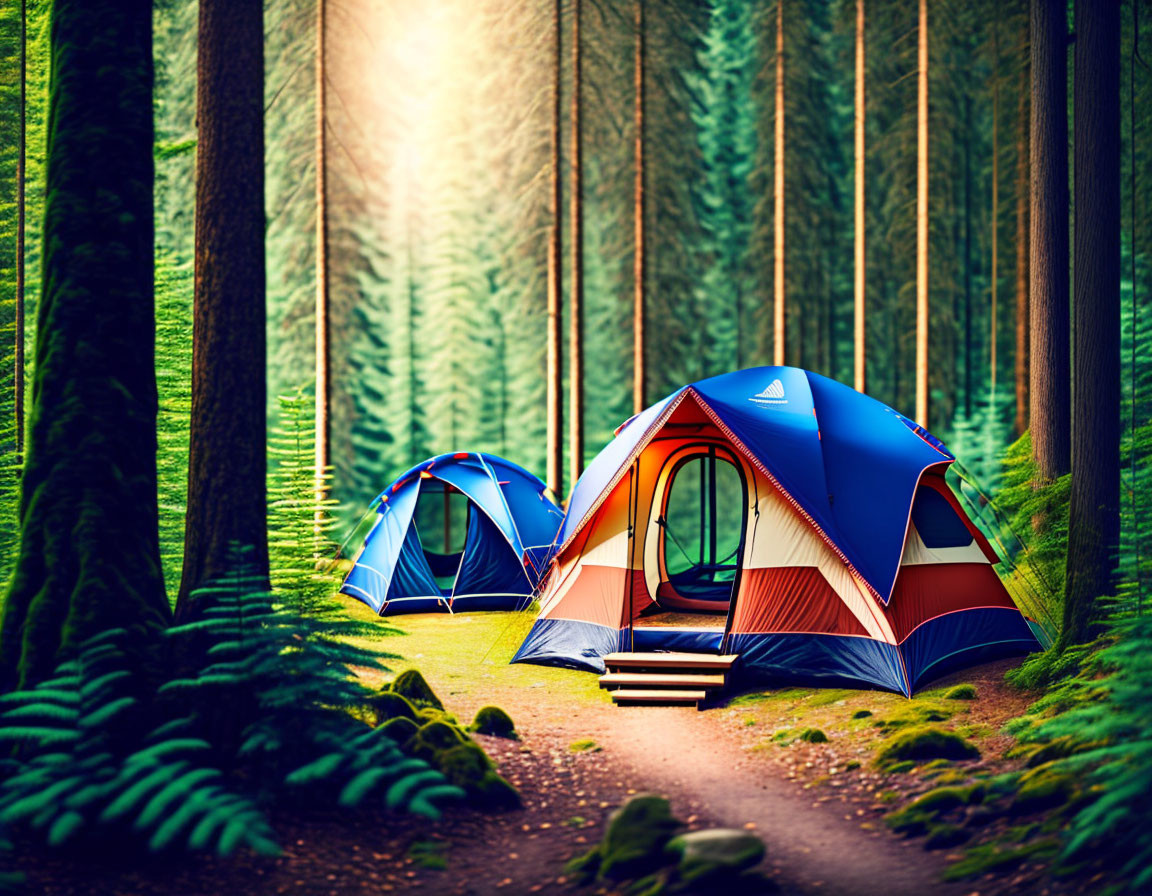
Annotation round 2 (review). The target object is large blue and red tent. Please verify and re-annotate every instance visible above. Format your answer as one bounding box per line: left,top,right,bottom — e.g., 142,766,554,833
342,453,563,615
513,367,1044,695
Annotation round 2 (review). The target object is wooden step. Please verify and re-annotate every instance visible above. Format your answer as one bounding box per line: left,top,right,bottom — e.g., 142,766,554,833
598,672,726,689
603,652,738,672
610,688,709,705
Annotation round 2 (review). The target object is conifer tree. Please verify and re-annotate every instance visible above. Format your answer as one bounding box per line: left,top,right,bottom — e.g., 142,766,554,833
0,0,170,687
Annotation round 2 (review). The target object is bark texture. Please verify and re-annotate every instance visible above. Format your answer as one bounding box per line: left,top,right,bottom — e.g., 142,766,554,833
0,0,169,687
1063,0,1120,647
569,0,584,484
1028,0,1070,479
632,0,646,414
176,0,268,619
546,0,562,499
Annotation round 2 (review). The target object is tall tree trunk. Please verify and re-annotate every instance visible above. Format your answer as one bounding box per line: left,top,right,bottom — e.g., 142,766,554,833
989,13,999,395
176,0,268,620
1029,0,1070,480
853,0,866,392
1062,0,1119,647
546,0,562,499
14,0,24,458
964,96,973,417
1014,55,1030,437
0,0,169,688
314,0,329,490
915,0,929,425
569,0,584,485
773,0,785,366
632,0,646,414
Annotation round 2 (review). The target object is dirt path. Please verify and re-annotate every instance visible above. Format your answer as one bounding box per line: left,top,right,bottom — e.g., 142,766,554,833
580,704,966,896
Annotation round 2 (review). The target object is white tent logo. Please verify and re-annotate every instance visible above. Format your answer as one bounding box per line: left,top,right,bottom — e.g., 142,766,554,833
750,378,787,405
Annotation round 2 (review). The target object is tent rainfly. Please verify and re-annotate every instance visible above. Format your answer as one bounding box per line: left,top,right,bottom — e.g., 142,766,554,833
342,453,563,615
513,367,1043,695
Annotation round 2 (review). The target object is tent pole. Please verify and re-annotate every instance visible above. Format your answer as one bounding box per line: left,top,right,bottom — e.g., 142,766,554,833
626,461,638,652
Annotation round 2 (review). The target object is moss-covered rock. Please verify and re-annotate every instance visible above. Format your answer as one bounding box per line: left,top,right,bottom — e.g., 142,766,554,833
365,689,418,725
408,719,467,761
944,684,977,701
469,705,517,739
876,726,980,765
666,829,766,885
472,771,522,810
598,795,684,880
391,669,444,710
435,741,492,790
798,728,828,744
380,715,420,747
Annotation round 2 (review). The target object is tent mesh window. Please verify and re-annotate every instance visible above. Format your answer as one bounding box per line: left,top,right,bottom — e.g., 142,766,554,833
662,451,743,605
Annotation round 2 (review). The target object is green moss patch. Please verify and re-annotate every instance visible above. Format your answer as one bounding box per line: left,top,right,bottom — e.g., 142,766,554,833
469,705,517,739
944,684,977,701
1009,764,1077,816
943,839,1060,881
874,703,955,731
798,728,828,744
876,726,980,766
851,709,874,720
570,738,601,753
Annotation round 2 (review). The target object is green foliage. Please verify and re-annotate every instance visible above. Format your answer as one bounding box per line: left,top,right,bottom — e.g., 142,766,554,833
797,728,828,744
266,388,344,616
0,630,277,857
944,685,978,701
162,559,461,819
1007,612,1152,891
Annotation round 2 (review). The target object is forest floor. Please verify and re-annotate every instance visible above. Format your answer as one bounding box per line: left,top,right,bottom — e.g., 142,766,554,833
17,609,1096,896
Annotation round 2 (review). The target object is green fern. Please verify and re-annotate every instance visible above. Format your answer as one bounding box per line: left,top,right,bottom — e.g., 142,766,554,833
163,553,464,819
0,630,277,857
1008,611,1152,892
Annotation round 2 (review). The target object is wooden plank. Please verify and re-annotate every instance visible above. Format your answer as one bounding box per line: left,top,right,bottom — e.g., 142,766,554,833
610,689,707,704
598,672,726,689
603,652,738,671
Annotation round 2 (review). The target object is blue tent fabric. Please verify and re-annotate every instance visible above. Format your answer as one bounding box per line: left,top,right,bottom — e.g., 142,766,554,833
387,524,446,606
900,608,1039,691
510,618,627,673
342,452,563,615
728,632,910,695
452,504,533,605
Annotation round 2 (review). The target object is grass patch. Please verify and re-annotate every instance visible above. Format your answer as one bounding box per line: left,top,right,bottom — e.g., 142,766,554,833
944,684,977,700
570,738,602,753
806,689,856,707
798,728,828,743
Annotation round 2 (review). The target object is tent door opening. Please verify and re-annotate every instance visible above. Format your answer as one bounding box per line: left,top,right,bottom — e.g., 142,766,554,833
649,445,746,623
414,484,470,596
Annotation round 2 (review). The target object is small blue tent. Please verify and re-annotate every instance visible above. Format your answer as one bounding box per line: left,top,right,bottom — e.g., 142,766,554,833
341,453,564,615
